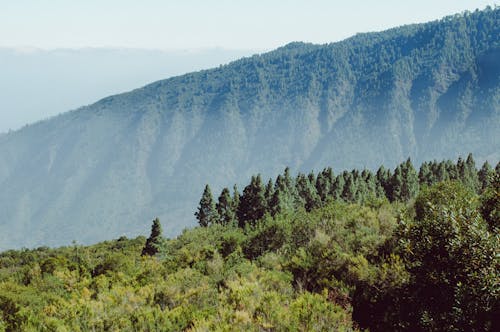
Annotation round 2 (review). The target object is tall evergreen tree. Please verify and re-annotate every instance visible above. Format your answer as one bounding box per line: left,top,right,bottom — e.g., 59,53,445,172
237,175,267,227
446,160,459,180
478,161,493,192
264,178,275,211
232,184,241,212
141,218,163,256
272,173,297,214
332,172,347,200
315,169,332,202
296,173,321,211
419,162,433,187
342,172,357,202
435,161,450,182
465,153,480,191
390,158,419,201
376,166,391,199
216,187,235,225
195,184,218,227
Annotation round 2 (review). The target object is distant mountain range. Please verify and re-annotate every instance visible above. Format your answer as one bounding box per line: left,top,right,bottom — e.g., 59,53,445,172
0,7,498,249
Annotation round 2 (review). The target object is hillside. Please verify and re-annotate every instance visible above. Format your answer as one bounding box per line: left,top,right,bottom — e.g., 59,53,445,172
0,7,499,249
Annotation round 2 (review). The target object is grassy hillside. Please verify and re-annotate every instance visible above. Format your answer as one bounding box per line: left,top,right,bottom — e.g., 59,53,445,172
0,157,498,331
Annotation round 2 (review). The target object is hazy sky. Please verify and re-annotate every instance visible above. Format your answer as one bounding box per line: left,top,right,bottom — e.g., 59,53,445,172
0,0,495,50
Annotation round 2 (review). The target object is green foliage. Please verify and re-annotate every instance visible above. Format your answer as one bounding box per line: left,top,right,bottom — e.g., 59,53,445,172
237,175,267,227
1,156,499,331
390,158,419,202
480,171,500,231
141,218,164,256
195,185,219,227
397,181,498,331
216,187,236,226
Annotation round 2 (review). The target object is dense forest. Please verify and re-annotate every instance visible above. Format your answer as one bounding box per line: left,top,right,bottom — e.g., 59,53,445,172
1,155,498,331
0,7,498,249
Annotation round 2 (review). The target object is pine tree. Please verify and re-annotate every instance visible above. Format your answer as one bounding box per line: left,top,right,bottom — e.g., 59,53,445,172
264,178,275,211
478,161,493,192
141,218,163,256
296,173,321,211
332,173,346,200
195,184,218,227
435,161,450,182
272,173,297,214
465,153,480,192
447,160,459,180
216,187,235,225
237,175,267,227
376,166,391,199
418,162,433,187
316,168,333,202
232,184,240,212
342,172,357,202
390,158,419,202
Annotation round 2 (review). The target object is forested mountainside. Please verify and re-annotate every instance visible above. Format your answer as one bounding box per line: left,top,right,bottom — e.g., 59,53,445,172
0,8,499,249
0,156,498,331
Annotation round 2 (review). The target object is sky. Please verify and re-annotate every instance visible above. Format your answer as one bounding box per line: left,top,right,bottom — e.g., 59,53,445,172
0,0,496,132
0,0,495,50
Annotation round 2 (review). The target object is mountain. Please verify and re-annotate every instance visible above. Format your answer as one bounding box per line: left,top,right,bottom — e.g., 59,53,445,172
0,7,499,249
0,47,256,133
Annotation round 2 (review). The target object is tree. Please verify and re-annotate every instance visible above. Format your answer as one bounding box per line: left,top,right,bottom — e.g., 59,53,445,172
332,173,346,200
232,184,241,212
216,188,235,225
341,172,357,202
237,175,267,227
478,161,493,192
264,178,275,211
296,173,321,211
270,173,298,215
141,218,163,256
398,181,498,331
376,166,391,198
480,172,500,231
418,162,433,187
316,168,334,202
195,185,218,227
389,158,419,202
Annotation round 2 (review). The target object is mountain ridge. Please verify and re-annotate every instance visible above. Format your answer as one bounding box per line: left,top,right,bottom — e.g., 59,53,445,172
0,7,498,249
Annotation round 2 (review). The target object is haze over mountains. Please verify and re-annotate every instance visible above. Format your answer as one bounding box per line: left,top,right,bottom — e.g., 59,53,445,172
0,47,255,133
0,7,498,249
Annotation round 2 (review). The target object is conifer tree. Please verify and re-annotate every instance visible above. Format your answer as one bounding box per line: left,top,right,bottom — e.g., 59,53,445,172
141,218,163,256
216,187,235,225
296,173,321,211
232,184,240,212
390,158,419,201
332,173,347,200
342,172,357,202
478,161,493,192
446,160,459,180
272,173,297,213
465,153,480,191
376,166,391,198
237,175,267,227
195,184,218,227
418,162,433,186
264,178,275,210
436,161,450,182
316,168,333,202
